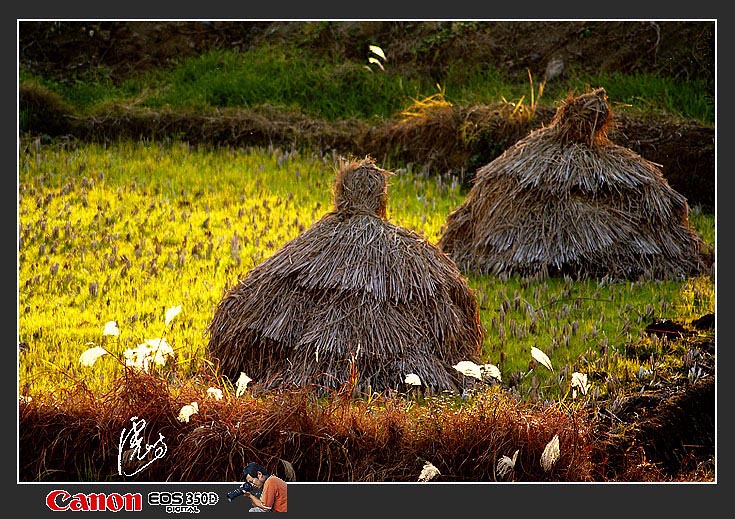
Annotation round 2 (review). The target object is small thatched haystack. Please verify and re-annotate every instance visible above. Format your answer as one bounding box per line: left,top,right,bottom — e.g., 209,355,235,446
206,157,484,394
439,87,708,280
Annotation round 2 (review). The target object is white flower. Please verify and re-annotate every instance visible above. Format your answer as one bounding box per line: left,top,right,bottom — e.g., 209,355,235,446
418,461,441,482
453,360,482,380
531,346,553,371
124,343,152,371
368,44,386,61
404,373,422,386
236,372,253,398
540,434,560,472
165,305,182,327
123,338,174,372
570,372,589,398
496,449,519,479
145,338,175,366
454,361,502,382
206,387,224,400
480,363,502,382
103,321,120,337
80,346,108,367
177,401,199,423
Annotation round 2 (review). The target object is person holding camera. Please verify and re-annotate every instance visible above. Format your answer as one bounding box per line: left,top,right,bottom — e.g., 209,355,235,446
241,462,288,512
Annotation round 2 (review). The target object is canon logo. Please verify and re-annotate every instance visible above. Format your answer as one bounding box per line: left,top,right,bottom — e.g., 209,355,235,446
46,490,143,512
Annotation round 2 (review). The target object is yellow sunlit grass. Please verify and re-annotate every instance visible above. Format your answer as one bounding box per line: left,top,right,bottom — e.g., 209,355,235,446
398,83,453,121
18,140,715,404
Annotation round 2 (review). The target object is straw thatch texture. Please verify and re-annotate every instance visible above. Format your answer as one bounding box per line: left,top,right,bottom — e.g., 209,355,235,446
439,88,708,280
207,157,484,394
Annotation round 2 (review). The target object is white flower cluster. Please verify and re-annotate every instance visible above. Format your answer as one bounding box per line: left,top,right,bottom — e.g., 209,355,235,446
78,305,182,373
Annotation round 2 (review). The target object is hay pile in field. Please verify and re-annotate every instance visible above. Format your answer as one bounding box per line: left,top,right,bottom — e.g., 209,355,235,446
439,87,708,280
206,157,484,394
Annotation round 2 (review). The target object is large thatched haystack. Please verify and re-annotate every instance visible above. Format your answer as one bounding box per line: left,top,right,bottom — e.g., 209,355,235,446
206,157,484,394
439,87,708,280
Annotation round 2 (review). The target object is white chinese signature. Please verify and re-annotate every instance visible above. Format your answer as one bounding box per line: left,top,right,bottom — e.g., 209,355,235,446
118,416,168,477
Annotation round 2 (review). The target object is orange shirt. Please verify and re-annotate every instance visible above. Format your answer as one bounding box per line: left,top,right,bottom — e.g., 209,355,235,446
261,475,288,512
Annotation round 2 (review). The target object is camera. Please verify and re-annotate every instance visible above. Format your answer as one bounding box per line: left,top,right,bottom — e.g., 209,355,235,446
227,481,255,502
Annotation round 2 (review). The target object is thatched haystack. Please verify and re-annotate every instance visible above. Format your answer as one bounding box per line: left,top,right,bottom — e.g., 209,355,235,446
206,157,484,394
438,87,708,280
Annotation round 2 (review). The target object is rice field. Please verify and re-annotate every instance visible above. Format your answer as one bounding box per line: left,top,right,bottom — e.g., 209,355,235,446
17,139,715,403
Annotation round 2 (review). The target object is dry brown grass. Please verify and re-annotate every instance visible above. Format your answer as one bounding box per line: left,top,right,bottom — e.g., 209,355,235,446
21,367,712,482
19,368,600,483
18,81,75,136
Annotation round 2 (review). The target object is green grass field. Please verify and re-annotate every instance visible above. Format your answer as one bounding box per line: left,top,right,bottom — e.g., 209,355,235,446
20,43,714,126
18,140,715,403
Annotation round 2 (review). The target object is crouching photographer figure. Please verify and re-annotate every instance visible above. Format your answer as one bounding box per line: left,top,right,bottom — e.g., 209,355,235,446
230,462,287,512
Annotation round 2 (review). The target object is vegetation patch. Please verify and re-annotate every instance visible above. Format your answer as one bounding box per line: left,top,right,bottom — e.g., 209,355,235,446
18,142,715,482
17,20,716,483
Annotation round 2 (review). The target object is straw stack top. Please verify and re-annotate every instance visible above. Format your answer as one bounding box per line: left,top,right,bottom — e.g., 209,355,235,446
551,87,613,145
333,157,391,218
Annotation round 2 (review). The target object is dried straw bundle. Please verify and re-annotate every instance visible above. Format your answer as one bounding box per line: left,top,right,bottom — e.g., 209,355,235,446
439,88,707,280
207,157,483,394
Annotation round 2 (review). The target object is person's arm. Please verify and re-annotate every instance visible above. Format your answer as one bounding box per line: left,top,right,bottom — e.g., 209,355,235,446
246,492,272,511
